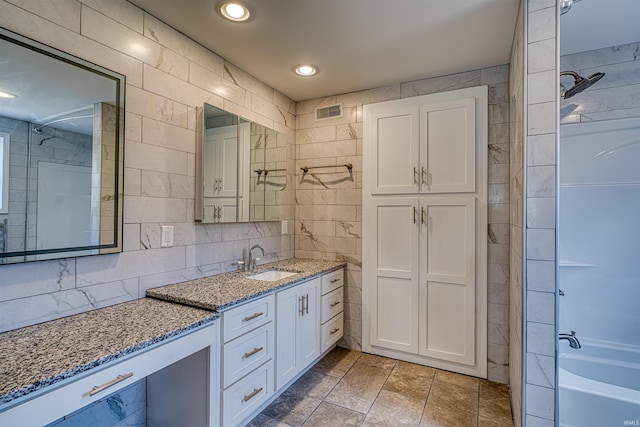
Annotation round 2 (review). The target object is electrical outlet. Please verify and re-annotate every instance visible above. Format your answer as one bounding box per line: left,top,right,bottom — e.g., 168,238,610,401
161,225,174,247
281,220,288,235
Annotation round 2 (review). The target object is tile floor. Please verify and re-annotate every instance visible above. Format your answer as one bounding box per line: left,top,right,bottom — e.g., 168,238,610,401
247,348,514,427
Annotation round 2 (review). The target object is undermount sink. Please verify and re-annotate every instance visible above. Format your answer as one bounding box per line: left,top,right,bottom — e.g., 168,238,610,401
247,270,298,281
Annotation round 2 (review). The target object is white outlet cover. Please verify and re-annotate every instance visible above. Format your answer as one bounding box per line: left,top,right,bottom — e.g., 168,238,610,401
161,225,174,247
281,220,288,235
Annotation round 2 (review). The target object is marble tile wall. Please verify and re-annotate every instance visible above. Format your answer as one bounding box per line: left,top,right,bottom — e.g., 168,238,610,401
560,41,640,123
0,0,295,333
524,0,559,425
509,2,525,426
294,64,512,384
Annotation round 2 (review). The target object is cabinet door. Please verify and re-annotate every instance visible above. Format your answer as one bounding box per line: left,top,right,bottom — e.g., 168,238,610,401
418,196,476,365
368,198,420,353
367,103,420,194
298,278,320,368
419,98,476,193
275,284,301,390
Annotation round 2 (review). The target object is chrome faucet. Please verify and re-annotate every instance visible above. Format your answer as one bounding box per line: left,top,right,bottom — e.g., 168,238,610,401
559,331,581,349
248,244,265,271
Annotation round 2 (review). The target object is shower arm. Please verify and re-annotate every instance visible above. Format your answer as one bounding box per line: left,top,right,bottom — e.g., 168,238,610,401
560,71,581,81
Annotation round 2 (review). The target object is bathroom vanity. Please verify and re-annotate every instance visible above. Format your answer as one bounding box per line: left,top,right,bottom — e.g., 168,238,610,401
0,259,345,427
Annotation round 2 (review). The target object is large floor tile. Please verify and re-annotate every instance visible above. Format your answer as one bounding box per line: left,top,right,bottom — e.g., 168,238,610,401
479,381,513,426
324,362,390,413
311,347,361,378
383,361,435,400
356,353,397,372
247,413,294,427
262,392,322,427
302,402,366,427
434,370,480,391
362,390,425,427
285,370,340,401
424,379,479,416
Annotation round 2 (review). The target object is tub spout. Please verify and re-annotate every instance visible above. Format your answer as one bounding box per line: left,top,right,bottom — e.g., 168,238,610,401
559,331,581,349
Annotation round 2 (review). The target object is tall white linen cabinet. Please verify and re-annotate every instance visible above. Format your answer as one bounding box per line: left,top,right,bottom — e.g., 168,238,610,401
362,86,488,378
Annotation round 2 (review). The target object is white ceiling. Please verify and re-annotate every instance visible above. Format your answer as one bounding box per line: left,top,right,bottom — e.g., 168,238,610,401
128,0,520,101
0,36,117,135
560,0,640,56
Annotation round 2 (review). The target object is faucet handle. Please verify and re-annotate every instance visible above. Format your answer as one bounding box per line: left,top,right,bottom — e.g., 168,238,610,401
233,260,246,271
252,257,260,268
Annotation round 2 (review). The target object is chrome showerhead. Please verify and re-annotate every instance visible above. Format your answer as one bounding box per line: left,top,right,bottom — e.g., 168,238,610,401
560,71,605,99
560,0,582,15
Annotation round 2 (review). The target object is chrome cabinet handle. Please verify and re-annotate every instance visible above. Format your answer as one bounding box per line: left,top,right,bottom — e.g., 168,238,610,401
413,206,418,224
243,312,263,322
421,207,426,225
330,301,341,307
89,372,133,396
330,328,340,335
421,167,427,185
413,167,419,184
299,296,304,316
304,294,309,314
242,387,263,403
242,346,264,359
330,278,340,283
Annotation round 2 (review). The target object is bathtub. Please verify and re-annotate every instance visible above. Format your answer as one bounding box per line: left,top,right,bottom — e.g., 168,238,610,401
559,341,640,427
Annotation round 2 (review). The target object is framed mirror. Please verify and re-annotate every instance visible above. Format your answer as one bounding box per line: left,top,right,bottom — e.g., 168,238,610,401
195,103,286,223
0,28,125,264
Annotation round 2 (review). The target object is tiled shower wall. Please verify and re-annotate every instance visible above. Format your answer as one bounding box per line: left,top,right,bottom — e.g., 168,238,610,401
0,0,296,333
560,41,640,123
294,65,512,384
508,1,525,425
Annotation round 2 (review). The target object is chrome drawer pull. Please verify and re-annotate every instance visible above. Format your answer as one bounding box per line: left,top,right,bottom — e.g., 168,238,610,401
243,312,264,322
330,301,341,307
330,328,340,335
242,387,263,403
330,278,340,283
89,372,133,396
242,346,264,359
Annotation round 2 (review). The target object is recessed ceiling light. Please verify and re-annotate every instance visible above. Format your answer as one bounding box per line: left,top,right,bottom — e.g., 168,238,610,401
0,90,17,99
219,2,251,22
293,64,319,77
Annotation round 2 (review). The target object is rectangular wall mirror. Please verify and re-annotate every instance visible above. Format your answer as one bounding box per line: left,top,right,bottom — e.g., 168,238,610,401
195,103,286,223
0,28,125,264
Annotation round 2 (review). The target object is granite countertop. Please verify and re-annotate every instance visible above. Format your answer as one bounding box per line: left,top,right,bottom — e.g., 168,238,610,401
0,298,217,406
147,258,346,312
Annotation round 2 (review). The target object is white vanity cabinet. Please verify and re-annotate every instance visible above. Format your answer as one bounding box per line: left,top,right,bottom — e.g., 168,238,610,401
0,323,218,427
320,269,344,352
219,294,275,427
275,277,320,390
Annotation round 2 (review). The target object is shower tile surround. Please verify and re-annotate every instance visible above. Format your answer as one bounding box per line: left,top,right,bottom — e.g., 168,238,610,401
0,0,577,425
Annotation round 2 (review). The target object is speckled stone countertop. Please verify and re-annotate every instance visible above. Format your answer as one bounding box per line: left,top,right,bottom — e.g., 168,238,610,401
0,298,217,406
147,258,346,312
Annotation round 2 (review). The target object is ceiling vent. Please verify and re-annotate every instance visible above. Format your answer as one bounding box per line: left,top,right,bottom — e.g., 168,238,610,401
315,104,342,121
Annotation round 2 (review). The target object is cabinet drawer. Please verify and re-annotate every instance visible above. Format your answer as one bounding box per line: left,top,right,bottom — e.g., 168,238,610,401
321,269,344,295
321,287,343,323
321,313,344,353
222,322,273,389
223,294,274,343
222,360,273,427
